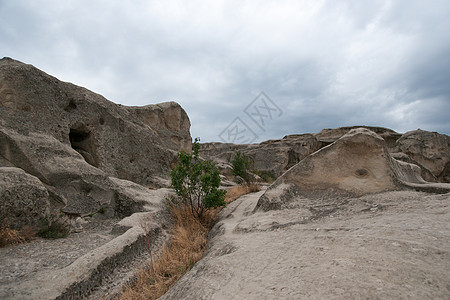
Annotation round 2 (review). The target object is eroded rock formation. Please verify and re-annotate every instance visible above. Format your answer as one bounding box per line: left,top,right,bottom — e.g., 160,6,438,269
200,126,449,184
0,57,191,227
200,134,322,178
396,129,450,182
0,167,51,229
126,101,191,152
255,128,448,212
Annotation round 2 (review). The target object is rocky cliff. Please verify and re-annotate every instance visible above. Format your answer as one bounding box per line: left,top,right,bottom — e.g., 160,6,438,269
256,128,449,212
200,126,449,183
0,57,191,228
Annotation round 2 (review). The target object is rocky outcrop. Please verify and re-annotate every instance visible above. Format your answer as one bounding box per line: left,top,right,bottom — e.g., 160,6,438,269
201,126,449,184
396,129,450,182
126,101,192,152
0,58,191,185
0,57,191,225
390,152,438,183
200,134,322,178
314,126,402,152
255,128,450,212
200,127,400,180
0,167,51,229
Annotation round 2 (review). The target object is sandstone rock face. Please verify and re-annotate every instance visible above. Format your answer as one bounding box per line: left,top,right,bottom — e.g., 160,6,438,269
200,127,401,181
162,130,450,300
0,57,191,224
0,167,50,229
314,126,402,152
396,129,450,182
390,152,438,183
126,101,192,152
200,134,322,178
0,58,190,186
201,126,449,184
255,128,445,212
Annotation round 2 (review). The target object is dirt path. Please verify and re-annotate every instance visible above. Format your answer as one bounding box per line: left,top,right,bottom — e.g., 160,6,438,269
160,190,450,299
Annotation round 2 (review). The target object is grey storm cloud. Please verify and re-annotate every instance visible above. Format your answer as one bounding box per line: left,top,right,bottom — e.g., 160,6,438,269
1,0,449,142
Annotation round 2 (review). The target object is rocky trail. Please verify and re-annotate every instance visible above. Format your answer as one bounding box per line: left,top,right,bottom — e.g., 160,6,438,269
161,189,450,299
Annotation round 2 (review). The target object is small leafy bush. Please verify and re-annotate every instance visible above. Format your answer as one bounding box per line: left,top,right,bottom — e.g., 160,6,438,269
117,181,260,300
170,138,226,219
232,150,253,183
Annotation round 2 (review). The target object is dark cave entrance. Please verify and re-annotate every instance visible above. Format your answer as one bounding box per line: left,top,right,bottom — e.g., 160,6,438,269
69,126,99,167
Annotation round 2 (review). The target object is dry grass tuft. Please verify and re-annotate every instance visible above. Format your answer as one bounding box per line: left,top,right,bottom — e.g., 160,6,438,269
226,183,261,204
0,225,38,247
0,226,27,247
117,184,261,300
118,206,213,300
0,227,24,247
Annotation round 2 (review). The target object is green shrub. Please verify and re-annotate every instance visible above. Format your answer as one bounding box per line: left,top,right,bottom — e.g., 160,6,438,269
232,151,252,183
170,138,226,218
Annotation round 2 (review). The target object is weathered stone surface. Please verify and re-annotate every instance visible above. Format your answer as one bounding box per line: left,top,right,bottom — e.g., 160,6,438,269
396,129,450,182
391,151,438,182
200,127,402,181
0,57,190,187
109,177,174,217
126,101,192,152
0,127,116,216
0,210,169,300
255,128,449,212
200,134,322,177
0,167,50,229
314,126,402,152
161,189,450,300
161,130,450,299
0,57,191,223
202,126,449,184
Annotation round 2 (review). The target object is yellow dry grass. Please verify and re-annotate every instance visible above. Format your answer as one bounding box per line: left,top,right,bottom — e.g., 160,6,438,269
0,226,25,247
225,183,261,204
1,224,38,247
118,206,212,300
117,183,260,300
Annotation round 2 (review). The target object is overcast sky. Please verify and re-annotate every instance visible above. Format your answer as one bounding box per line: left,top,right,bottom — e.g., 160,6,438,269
1,0,449,142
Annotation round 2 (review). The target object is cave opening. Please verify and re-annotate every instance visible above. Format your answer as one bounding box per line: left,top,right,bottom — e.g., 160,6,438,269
69,127,99,167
